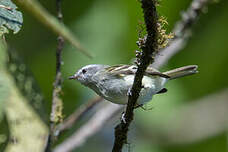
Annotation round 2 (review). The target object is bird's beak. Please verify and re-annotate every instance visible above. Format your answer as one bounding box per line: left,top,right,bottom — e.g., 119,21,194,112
69,74,78,80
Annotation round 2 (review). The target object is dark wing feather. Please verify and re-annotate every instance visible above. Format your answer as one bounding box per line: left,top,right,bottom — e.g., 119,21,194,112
145,67,170,78
105,65,136,77
105,65,170,78
145,71,170,78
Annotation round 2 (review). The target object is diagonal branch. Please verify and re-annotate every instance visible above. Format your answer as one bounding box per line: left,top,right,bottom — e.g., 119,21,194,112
153,0,211,68
53,103,123,152
55,96,103,135
112,0,159,151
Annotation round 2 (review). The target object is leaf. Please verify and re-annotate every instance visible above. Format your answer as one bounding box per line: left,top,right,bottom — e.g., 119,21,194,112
0,41,48,152
0,35,48,152
0,0,23,35
3,71,48,152
7,50,48,122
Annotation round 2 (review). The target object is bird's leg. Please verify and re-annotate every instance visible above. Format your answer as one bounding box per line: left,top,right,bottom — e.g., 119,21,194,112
127,88,132,96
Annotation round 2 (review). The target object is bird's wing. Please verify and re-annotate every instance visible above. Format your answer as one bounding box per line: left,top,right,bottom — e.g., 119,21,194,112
105,65,170,78
105,65,136,77
146,67,170,78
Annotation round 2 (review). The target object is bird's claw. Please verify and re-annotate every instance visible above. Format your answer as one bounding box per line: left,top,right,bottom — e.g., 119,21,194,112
127,88,132,96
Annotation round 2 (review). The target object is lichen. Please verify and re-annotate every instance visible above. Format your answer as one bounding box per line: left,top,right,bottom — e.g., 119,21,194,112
157,16,174,49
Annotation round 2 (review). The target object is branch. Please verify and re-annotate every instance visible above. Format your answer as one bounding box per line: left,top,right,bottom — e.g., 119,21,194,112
153,0,211,68
50,0,65,134
112,0,159,151
55,96,103,135
53,103,124,152
45,0,64,151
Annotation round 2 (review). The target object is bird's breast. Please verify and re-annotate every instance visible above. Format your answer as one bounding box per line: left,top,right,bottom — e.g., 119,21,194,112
124,75,168,104
91,75,168,105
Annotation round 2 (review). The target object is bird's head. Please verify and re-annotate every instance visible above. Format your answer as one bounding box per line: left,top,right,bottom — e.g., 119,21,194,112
69,64,106,86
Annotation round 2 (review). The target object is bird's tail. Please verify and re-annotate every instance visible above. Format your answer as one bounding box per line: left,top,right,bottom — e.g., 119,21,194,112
163,65,198,80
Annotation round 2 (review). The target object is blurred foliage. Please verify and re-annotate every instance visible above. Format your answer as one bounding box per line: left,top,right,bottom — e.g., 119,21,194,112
2,0,228,151
7,50,47,122
0,40,9,152
0,40,9,121
3,79,48,152
0,115,9,152
0,37,48,152
13,0,92,57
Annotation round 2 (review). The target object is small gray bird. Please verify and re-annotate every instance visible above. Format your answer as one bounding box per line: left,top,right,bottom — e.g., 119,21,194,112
69,64,198,105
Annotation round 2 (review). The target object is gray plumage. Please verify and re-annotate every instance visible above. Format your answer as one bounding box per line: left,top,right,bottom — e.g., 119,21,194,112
70,64,198,105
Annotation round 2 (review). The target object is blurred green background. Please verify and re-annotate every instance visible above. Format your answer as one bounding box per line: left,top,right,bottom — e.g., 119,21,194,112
6,0,228,151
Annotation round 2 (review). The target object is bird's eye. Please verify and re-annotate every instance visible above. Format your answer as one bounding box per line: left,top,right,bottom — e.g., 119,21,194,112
82,69,87,74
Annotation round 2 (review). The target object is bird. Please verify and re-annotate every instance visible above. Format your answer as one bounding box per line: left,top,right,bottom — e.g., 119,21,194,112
69,64,198,105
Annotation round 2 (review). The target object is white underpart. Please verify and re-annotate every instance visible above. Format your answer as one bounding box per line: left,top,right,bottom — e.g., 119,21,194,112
123,75,168,104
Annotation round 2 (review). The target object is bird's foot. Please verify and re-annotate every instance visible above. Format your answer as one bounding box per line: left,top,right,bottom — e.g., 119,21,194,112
127,88,132,96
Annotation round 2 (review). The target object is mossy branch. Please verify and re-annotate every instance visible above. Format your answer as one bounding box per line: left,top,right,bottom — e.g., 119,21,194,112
112,0,159,151
45,0,65,151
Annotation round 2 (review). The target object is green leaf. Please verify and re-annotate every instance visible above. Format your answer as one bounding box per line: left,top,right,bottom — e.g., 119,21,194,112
3,72,48,152
0,0,23,35
7,50,48,122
